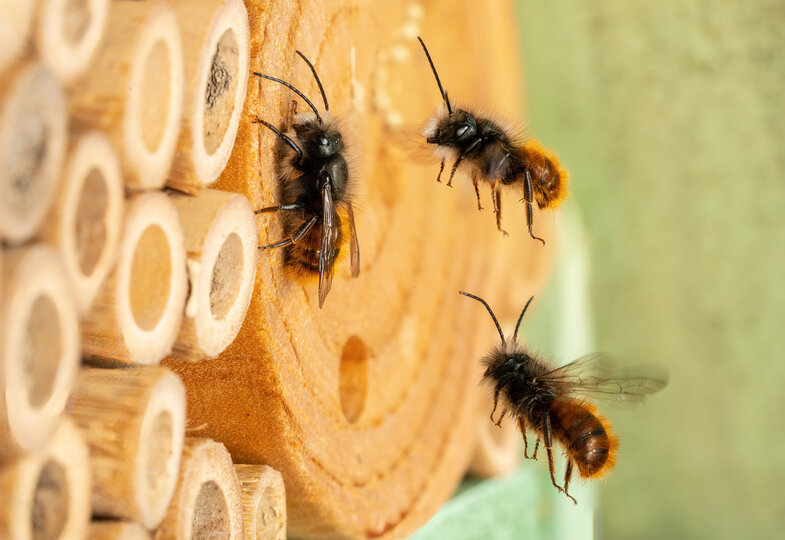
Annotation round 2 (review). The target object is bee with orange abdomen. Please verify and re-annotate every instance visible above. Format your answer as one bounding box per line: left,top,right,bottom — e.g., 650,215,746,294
254,51,360,308
459,291,667,503
418,37,569,244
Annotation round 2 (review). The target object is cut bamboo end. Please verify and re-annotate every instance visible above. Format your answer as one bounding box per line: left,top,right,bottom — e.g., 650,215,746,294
156,438,243,540
468,409,522,479
0,2,34,72
42,131,124,315
0,418,90,540
0,245,80,459
68,366,186,529
69,0,184,189
89,521,151,540
234,464,287,540
35,0,110,84
0,63,67,244
81,192,187,365
168,190,257,361
168,0,250,193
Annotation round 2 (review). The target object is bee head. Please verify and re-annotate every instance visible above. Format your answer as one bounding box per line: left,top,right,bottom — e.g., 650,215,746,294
426,109,478,147
484,350,529,381
294,120,343,159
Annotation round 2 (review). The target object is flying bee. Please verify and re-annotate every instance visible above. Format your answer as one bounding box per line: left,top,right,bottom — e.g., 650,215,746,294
254,51,360,308
459,291,667,503
418,37,569,244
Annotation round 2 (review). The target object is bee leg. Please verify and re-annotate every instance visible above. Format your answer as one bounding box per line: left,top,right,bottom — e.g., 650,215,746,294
490,385,502,423
518,418,530,458
253,117,304,166
259,214,317,250
491,182,509,236
472,173,483,210
436,159,445,183
494,408,507,427
447,152,467,187
255,203,304,215
543,413,566,494
523,170,545,245
531,437,540,460
563,459,577,504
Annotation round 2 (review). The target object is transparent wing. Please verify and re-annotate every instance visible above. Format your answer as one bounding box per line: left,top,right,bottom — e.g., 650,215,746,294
347,202,360,278
538,353,668,407
317,184,339,308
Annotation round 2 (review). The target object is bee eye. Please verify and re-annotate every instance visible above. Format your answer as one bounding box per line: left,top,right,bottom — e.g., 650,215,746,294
320,136,329,146
456,125,468,137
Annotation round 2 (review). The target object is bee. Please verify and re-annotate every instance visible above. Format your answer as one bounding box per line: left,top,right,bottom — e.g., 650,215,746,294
459,291,667,503
418,37,569,244
254,51,360,308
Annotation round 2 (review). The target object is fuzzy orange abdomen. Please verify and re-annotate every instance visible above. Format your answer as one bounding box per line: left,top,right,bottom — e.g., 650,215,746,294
550,399,619,479
519,140,570,210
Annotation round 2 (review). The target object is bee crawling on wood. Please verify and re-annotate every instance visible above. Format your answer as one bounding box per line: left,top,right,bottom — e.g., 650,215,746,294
418,37,569,245
459,291,667,503
254,51,359,308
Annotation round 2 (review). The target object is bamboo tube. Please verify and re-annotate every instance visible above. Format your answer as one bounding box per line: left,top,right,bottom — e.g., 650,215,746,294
68,366,186,529
41,131,124,315
155,438,243,540
69,0,185,190
468,393,523,478
168,0,250,194
0,245,80,460
168,189,257,361
167,1,556,538
0,63,67,244
234,464,286,540
0,418,90,540
90,521,151,540
81,192,188,365
0,2,34,72
35,0,110,84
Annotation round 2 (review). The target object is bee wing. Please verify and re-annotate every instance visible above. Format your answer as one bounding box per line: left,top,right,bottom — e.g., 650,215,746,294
347,202,360,278
318,184,339,308
538,353,668,408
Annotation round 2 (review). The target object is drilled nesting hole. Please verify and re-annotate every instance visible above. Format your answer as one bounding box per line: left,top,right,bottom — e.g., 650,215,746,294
63,0,90,45
209,233,243,320
31,460,69,540
24,295,62,409
339,336,369,424
129,225,172,331
140,40,171,152
75,167,108,276
203,29,239,155
145,411,173,506
3,107,48,216
192,481,229,539
255,487,278,539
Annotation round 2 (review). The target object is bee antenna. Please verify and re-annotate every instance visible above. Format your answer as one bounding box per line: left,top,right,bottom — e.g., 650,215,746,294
417,36,453,115
295,50,330,114
253,71,323,124
512,296,534,343
459,291,505,344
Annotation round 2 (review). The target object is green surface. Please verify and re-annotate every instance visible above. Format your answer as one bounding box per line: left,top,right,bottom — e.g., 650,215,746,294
517,1,785,539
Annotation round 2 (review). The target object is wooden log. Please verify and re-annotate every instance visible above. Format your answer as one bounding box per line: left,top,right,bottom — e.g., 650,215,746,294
168,0,250,194
69,0,185,190
155,438,243,540
234,464,287,540
0,2,34,73
0,418,90,540
0,245,80,460
166,1,556,538
468,391,523,478
41,131,124,315
89,521,151,540
0,62,67,244
68,366,187,529
35,0,110,83
81,192,188,365
168,189,257,361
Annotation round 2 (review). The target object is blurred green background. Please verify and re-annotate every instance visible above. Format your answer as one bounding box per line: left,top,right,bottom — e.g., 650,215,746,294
517,1,785,538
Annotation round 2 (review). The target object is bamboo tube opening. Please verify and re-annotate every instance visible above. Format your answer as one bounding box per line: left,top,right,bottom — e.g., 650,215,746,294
255,487,276,539
24,296,63,409
192,481,230,539
209,233,243,320
130,226,172,332
0,65,66,244
140,41,171,153
0,3,34,72
32,459,69,540
339,336,369,424
146,411,174,493
76,169,108,275
1,246,80,457
234,465,286,540
37,0,109,83
202,29,240,155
